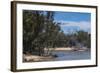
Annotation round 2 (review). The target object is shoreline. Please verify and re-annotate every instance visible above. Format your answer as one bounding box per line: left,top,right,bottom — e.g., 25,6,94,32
23,47,89,62
44,47,88,51
23,54,55,62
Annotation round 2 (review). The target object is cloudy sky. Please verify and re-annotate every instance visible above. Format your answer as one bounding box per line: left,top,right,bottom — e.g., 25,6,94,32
54,12,91,34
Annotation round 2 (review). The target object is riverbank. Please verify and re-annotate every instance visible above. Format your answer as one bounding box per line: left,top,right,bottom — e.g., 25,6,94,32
23,47,89,62
23,54,55,62
54,47,74,51
44,47,88,51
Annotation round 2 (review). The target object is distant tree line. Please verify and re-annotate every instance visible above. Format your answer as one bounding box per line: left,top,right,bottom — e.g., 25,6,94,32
23,10,91,56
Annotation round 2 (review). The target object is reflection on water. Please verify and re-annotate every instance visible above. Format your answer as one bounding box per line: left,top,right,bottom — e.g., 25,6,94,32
52,50,91,61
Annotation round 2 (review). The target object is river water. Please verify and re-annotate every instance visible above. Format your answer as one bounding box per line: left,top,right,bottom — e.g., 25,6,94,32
52,50,91,61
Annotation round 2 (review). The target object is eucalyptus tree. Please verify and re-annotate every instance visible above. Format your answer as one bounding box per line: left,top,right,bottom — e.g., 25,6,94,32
23,10,62,56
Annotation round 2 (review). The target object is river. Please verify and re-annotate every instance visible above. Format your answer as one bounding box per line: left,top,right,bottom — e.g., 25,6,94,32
52,50,91,61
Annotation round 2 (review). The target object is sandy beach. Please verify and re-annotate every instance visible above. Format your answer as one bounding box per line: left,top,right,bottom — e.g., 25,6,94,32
23,54,54,62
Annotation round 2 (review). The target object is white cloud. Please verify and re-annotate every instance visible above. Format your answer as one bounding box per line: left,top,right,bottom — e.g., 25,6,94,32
56,20,91,33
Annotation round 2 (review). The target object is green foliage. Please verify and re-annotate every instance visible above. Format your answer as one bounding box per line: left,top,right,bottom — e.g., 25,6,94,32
23,10,62,55
75,31,91,48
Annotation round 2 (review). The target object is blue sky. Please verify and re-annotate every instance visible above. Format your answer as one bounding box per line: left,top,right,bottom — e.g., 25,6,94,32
54,12,91,22
54,11,91,34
